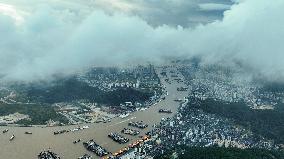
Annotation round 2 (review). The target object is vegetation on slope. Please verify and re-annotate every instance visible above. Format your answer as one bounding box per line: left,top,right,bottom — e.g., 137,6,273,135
191,98,284,144
25,78,153,105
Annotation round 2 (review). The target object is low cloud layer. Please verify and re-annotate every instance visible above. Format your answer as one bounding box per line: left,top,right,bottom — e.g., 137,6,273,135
0,0,283,82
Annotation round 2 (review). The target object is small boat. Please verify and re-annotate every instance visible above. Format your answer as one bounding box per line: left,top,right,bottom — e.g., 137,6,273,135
82,126,89,129
73,139,81,144
10,135,15,141
3,129,9,133
158,109,172,114
25,132,32,135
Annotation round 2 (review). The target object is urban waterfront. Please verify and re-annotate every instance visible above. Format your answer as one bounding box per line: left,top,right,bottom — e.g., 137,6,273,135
0,67,189,159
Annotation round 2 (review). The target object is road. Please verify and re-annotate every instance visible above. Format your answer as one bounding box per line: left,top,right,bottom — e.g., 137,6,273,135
0,66,189,159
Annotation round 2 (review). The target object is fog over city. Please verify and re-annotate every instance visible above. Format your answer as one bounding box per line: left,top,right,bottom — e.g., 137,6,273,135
0,0,283,82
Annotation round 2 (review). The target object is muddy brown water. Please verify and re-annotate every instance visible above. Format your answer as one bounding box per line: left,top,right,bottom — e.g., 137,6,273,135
0,67,189,159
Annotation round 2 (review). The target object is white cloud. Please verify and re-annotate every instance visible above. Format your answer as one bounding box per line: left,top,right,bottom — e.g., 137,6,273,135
199,3,231,11
0,3,27,25
0,0,283,82
93,0,143,13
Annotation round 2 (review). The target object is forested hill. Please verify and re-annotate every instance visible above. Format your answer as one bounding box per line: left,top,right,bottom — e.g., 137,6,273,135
190,98,284,144
23,78,153,105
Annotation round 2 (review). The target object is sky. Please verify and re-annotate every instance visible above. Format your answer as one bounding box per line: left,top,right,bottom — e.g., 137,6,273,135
0,0,283,82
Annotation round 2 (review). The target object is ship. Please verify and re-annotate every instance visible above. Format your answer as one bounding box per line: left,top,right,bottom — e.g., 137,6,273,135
121,128,140,136
158,109,172,114
128,121,148,129
3,129,9,133
9,135,15,141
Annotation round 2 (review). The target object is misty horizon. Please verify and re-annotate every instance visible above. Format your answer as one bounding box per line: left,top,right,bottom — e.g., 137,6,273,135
0,0,283,82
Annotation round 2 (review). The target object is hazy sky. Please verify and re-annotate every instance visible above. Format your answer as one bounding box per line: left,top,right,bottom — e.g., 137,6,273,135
0,0,283,82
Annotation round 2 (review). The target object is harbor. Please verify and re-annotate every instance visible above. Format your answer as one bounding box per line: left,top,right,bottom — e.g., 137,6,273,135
0,67,189,159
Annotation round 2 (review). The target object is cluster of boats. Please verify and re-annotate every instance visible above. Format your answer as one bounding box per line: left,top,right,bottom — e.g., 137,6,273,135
121,128,140,136
2,129,33,142
54,126,89,135
83,139,109,157
128,121,148,129
108,132,129,144
38,150,61,159
2,129,15,141
158,109,172,114
110,135,151,158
